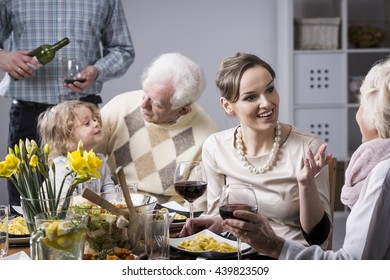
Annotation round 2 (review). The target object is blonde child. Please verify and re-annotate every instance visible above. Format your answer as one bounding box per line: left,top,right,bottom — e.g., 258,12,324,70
37,100,115,196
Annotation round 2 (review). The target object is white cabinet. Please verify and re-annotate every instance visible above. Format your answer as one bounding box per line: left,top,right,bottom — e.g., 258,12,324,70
277,0,390,161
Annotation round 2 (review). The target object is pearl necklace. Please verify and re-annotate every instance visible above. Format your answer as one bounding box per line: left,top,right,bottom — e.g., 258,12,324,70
235,121,281,174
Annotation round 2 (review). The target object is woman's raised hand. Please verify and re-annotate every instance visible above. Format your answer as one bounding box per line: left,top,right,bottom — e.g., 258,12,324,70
298,143,332,185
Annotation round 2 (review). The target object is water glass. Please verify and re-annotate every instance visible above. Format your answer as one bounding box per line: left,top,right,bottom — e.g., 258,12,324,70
77,178,102,195
143,210,170,260
0,205,8,258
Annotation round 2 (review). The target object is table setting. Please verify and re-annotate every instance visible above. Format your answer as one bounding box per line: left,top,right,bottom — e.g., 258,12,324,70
0,154,273,260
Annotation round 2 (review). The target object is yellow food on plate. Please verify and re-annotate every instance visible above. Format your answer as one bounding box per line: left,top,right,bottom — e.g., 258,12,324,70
174,213,187,220
178,233,237,252
0,216,29,235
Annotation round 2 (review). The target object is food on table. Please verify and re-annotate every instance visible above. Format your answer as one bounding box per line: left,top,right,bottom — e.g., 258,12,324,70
73,203,132,253
174,213,187,220
178,233,237,252
152,208,169,220
84,247,148,260
0,216,29,235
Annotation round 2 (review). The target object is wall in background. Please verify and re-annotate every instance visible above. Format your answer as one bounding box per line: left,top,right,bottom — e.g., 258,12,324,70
0,0,280,205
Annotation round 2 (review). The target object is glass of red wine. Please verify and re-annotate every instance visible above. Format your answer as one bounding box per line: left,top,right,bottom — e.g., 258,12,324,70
219,183,258,260
174,161,207,220
61,58,86,84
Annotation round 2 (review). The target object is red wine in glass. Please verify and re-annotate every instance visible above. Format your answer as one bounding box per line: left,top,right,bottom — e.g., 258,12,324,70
219,203,257,220
174,161,207,220
64,78,86,84
174,180,207,203
219,183,257,260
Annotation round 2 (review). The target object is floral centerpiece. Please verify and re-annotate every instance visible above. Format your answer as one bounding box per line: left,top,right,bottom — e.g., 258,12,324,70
0,138,102,233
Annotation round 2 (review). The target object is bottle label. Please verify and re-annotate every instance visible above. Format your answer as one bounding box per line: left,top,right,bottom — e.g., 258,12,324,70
26,56,41,71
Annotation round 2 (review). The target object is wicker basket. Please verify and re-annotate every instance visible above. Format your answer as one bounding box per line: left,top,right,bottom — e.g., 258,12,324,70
295,17,341,50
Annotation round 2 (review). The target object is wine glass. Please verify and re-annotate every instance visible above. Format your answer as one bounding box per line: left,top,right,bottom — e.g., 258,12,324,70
173,161,207,219
61,58,86,84
219,183,258,260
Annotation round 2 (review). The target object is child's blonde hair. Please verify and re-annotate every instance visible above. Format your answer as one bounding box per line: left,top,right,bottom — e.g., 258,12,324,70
38,100,102,161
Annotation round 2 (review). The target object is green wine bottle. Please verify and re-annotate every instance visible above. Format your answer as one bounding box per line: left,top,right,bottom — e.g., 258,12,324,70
11,37,70,79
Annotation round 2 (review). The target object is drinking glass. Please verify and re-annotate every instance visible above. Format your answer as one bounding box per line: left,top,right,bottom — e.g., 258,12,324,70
173,161,207,219
0,205,8,258
143,210,170,260
219,183,258,260
77,178,102,195
61,58,86,84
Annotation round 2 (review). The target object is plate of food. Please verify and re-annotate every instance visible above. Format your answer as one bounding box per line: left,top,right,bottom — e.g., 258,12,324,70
155,202,203,223
170,229,250,259
1,216,30,237
1,216,31,245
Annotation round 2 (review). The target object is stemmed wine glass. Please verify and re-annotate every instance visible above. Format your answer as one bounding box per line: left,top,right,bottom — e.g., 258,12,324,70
173,161,207,219
219,183,258,260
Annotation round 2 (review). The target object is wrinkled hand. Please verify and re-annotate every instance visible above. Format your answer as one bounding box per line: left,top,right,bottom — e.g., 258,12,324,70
221,210,284,259
0,50,41,80
297,143,332,185
63,65,98,93
177,216,223,237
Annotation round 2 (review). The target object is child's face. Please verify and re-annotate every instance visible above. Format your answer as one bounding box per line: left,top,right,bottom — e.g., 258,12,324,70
73,105,102,150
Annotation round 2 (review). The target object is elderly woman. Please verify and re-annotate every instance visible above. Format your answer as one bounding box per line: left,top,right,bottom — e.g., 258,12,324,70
223,56,390,259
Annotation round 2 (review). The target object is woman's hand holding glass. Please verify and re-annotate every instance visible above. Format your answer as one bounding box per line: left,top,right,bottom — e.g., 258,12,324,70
219,183,258,260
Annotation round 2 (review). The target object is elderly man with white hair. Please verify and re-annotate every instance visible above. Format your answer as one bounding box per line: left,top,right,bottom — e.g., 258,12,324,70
96,53,218,211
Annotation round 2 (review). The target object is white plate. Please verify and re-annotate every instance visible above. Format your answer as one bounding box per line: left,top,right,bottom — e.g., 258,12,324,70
1,251,30,260
12,206,24,216
170,229,250,259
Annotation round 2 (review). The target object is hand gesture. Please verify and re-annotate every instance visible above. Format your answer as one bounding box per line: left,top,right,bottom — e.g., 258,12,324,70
298,143,332,185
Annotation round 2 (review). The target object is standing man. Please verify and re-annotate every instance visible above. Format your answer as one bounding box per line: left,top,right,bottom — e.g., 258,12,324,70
96,53,218,211
0,0,135,211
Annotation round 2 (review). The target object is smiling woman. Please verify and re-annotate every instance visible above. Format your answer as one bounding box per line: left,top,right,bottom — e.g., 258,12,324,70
180,53,333,250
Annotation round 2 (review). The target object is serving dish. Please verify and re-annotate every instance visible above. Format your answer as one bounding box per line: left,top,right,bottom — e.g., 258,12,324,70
74,192,158,214
169,229,250,259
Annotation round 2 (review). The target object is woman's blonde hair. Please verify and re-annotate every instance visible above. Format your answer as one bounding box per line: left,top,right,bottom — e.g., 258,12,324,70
359,57,390,138
38,100,102,161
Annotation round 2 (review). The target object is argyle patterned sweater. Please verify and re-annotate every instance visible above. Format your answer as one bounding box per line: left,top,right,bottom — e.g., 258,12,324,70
96,90,218,211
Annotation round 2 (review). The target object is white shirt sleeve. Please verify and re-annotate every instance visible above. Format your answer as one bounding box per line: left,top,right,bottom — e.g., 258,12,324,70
280,159,390,260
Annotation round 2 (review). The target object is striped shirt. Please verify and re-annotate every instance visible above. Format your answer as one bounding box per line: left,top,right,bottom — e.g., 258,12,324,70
0,0,135,104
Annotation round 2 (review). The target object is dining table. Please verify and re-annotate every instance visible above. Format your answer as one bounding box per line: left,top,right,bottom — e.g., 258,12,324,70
6,231,274,260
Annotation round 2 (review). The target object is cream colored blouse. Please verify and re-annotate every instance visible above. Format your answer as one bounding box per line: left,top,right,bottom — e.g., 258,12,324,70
203,125,331,247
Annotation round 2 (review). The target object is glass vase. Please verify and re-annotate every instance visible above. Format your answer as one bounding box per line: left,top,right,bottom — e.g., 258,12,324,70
20,196,73,234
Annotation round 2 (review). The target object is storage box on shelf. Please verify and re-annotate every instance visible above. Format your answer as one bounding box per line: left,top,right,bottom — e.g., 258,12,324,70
294,107,347,160
294,17,341,50
294,53,345,105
